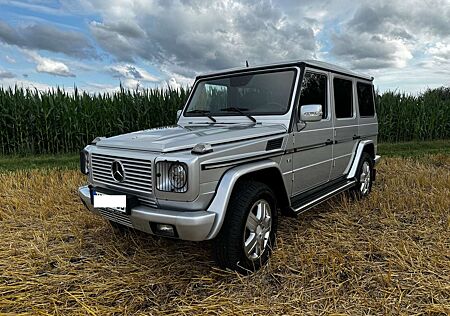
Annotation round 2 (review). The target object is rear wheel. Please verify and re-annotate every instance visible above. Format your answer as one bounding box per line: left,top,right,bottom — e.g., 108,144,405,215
214,181,278,274
351,152,373,199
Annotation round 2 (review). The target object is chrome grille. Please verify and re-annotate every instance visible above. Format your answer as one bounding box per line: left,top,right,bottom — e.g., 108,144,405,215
138,196,158,208
98,208,133,227
91,153,153,195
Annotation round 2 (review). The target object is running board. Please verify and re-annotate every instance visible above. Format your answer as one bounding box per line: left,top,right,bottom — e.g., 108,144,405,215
290,180,356,214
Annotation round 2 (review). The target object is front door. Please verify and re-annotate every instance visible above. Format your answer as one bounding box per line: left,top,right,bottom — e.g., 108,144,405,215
292,69,333,195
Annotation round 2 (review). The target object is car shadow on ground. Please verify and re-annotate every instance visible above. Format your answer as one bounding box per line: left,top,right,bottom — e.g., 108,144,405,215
87,194,347,277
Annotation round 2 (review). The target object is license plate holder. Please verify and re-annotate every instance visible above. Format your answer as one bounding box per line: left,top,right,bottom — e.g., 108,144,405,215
89,187,139,215
93,191,127,213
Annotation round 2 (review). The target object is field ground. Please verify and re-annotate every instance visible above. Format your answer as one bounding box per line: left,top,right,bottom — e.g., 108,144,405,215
0,146,449,314
0,139,449,171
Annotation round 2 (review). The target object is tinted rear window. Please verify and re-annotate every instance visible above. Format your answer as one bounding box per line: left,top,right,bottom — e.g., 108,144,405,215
333,78,353,118
357,82,375,117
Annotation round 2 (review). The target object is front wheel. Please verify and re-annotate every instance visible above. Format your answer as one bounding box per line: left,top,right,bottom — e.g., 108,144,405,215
214,181,278,274
351,152,374,199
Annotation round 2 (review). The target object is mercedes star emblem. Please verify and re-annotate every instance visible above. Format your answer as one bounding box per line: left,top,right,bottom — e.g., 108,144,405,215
111,160,125,182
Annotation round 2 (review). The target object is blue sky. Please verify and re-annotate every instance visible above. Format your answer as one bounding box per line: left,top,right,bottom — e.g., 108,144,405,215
0,0,449,93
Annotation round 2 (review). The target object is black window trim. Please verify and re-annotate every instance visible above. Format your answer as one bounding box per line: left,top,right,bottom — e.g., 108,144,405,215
333,75,355,120
298,69,330,121
356,80,376,118
183,67,299,117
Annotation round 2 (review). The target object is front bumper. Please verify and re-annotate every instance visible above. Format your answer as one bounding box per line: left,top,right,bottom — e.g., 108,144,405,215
78,185,215,241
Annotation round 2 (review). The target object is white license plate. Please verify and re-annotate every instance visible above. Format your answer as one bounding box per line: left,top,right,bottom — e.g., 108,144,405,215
93,191,127,213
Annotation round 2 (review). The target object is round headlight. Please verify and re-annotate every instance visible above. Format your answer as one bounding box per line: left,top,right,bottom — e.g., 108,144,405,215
168,163,187,189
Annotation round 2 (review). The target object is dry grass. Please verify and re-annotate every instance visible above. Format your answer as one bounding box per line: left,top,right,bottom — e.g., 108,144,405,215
1,155,449,315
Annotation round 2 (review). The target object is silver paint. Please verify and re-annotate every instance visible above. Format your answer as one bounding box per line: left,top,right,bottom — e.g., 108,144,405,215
78,61,380,242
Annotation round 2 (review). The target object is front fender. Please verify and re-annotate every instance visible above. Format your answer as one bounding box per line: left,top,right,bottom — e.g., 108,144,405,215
205,160,284,239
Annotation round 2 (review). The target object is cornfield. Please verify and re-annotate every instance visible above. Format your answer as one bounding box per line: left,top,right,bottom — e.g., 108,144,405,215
0,86,189,155
375,87,450,142
0,85,449,155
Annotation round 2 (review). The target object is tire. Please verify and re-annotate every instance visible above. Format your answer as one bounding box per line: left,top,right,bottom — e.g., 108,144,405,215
214,181,278,274
350,152,374,199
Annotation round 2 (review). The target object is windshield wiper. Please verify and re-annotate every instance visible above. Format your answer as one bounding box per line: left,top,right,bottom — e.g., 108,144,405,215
220,107,256,123
185,109,217,123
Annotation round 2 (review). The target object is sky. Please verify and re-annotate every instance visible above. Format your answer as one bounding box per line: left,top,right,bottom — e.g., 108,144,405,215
0,0,449,93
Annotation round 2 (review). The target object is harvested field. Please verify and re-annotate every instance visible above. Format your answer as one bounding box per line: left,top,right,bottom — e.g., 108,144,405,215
1,155,449,315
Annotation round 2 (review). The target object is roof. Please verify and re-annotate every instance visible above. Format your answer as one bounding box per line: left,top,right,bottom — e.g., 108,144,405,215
196,59,373,81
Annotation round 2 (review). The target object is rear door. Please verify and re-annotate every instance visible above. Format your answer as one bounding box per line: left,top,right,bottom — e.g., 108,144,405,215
330,75,358,180
356,81,378,143
291,69,333,195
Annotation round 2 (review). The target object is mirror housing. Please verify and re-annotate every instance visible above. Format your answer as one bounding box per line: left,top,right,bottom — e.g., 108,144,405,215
176,109,182,120
300,104,323,122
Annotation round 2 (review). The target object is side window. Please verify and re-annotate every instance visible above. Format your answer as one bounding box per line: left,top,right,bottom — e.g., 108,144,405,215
333,77,353,118
299,72,327,119
357,82,375,117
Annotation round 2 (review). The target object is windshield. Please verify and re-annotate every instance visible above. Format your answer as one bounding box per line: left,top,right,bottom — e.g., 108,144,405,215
184,69,296,117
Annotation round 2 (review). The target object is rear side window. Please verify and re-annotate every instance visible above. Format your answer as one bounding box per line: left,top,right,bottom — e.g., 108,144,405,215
333,78,353,118
357,82,375,117
299,72,327,119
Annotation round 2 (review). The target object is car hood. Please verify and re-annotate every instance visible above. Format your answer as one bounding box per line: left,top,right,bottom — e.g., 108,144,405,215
96,123,287,153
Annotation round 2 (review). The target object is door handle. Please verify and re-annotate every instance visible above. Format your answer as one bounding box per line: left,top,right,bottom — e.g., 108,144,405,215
325,139,333,145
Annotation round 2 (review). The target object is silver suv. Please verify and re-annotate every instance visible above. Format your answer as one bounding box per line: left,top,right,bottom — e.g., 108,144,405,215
79,60,381,273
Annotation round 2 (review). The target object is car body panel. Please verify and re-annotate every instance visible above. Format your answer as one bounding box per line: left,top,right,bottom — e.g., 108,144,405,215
96,123,287,153
78,60,379,242
291,67,333,194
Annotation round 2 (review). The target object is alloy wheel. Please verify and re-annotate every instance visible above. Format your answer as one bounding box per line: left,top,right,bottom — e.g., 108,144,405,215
243,199,272,260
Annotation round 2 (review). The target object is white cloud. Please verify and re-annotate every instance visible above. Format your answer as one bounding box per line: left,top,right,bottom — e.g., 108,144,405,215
0,77,55,91
121,78,140,90
332,33,413,69
83,82,119,93
0,71,14,79
1,0,449,93
26,51,75,77
330,0,449,71
0,20,97,58
110,64,158,82
87,0,318,79
167,78,181,90
5,55,16,63
109,64,159,90
427,42,450,62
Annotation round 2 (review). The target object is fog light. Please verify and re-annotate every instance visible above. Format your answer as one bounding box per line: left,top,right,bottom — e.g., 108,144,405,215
151,223,177,237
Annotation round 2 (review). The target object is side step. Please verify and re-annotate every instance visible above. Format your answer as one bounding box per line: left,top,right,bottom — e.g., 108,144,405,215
290,179,356,214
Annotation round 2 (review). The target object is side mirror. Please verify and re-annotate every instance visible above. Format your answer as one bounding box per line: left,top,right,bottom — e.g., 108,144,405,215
300,104,322,122
176,109,182,120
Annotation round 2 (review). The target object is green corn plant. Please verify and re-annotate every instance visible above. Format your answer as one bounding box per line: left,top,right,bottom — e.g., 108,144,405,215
0,85,449,155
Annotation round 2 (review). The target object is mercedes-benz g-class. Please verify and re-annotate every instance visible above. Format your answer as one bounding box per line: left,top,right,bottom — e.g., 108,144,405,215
79,60,381,273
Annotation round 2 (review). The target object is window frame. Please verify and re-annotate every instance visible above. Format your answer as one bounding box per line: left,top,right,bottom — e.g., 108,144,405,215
356,81,376,118
183,68,298,117
333,75,355,120
298,70,330,121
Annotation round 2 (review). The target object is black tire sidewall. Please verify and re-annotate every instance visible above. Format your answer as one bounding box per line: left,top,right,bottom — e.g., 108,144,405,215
214,181,278,273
